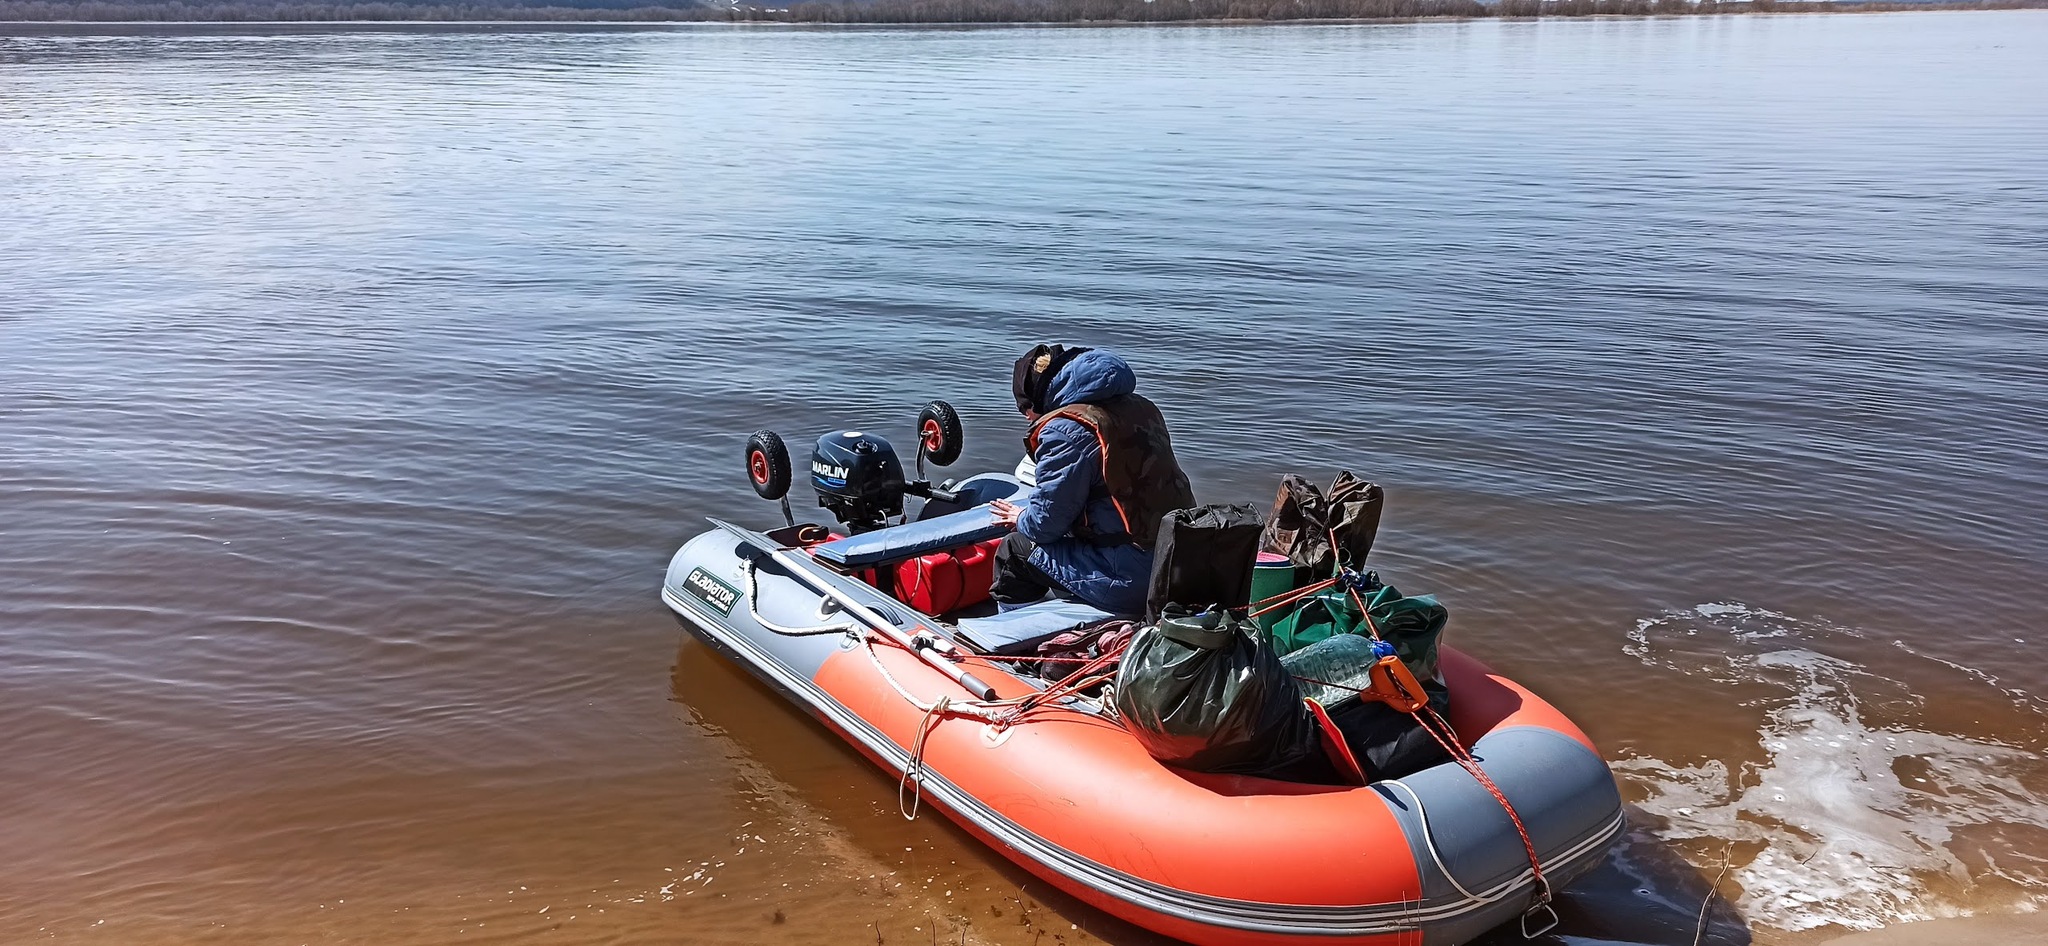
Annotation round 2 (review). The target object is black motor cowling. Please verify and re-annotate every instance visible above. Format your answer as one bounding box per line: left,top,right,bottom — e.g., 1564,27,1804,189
811,430,906,533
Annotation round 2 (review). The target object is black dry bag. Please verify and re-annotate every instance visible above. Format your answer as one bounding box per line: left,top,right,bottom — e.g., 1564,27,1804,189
1143,502,1264,623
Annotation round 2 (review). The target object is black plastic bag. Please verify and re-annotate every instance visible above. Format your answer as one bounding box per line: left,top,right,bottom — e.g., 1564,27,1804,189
1260,472,1384,577
1143,503,1264,623
1111,609,1320,777
1324,691,1454,781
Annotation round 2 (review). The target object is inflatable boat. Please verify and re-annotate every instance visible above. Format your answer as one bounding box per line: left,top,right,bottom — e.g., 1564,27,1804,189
660,406,1624,946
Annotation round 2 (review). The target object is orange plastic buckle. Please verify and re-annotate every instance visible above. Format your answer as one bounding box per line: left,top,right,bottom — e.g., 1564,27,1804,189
1364,655,1427,713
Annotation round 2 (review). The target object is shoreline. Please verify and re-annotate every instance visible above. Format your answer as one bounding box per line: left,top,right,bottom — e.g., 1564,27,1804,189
1822,915,2048,945
2,1,2043,25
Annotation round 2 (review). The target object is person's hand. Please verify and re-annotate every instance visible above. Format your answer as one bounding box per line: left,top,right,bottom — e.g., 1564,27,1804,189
989,499,1021,528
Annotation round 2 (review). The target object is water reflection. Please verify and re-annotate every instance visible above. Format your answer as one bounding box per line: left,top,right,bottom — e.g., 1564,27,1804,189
3,13,2046,944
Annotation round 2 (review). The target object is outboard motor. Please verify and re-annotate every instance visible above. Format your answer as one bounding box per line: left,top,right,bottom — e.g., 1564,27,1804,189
811,431,906,533
742,400,965,534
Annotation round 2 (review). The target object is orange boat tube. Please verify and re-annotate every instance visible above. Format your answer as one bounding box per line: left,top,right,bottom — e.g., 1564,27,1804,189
663,516,1623,946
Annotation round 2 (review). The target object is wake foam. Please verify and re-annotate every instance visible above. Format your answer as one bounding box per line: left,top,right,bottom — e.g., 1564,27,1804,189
1615,603,2048,933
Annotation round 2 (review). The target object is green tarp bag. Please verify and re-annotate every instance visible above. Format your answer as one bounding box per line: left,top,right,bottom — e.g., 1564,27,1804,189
1111,608,1321,777
1268,582,1447,684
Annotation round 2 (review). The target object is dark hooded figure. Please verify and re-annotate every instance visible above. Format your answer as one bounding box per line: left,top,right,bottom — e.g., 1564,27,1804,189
989,346,1196,615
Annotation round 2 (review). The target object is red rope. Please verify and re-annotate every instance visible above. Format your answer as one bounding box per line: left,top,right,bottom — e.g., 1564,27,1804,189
1413,703,1549,905
968,653,1098,664
1329,556,1553,909
1248,576,1338,617
992,638,1131,725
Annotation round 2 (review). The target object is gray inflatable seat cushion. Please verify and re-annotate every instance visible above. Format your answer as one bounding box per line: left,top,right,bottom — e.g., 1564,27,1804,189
811,505,1012,569
802,477,1019,565
958,599,1117,654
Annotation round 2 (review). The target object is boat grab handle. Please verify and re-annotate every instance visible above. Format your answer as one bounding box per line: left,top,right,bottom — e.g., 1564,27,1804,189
741,559,860,638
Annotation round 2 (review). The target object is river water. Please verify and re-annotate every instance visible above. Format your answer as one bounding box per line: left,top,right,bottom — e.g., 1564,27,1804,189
3,13,2046,945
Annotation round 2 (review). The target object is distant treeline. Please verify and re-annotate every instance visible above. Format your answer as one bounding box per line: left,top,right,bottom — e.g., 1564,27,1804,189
1,0,2040,22
782,0,2042,20
0,0,720,17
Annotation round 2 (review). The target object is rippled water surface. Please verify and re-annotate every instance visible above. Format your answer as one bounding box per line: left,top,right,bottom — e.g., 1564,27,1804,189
3,13,2046,945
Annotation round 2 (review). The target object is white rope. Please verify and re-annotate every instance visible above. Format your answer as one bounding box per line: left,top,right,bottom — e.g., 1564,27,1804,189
1380,776,1591,919
741,561,860,637
1383,777,1498,905
862,637,1009,720
898,696,950,821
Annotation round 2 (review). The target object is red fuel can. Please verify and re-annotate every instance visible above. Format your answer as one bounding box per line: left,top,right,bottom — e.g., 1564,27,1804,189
893,537,1001,615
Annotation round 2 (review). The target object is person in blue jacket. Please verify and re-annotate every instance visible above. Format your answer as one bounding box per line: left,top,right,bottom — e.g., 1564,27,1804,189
989,345,1196,616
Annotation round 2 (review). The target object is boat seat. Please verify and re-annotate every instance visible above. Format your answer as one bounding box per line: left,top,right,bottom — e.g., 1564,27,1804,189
957,599,1117,655
812,506,1012,569
811,473,1026,570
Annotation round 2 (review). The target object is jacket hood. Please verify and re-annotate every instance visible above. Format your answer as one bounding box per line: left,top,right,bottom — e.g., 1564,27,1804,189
1042,350,1137,409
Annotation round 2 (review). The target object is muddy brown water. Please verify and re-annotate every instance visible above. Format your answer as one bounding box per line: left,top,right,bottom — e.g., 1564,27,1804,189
3,14,2047,945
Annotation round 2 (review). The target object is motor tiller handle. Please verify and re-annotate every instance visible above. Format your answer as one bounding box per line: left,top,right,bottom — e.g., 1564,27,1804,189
904,481,962,505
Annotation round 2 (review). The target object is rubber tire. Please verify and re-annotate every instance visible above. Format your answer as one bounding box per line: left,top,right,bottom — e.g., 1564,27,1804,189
745,430,792,501
916,400,964,467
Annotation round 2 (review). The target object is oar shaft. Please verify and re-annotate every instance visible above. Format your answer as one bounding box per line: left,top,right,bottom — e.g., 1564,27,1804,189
757,543,998,701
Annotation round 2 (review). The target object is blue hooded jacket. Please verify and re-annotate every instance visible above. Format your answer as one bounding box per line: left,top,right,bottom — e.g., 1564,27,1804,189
1015,350,1157,615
